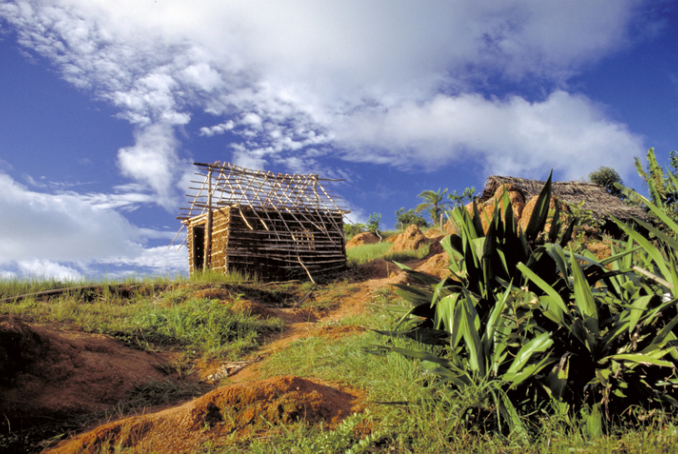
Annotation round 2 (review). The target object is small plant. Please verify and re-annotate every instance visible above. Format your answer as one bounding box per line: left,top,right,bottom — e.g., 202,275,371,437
366,212,382,239
447,186,476,208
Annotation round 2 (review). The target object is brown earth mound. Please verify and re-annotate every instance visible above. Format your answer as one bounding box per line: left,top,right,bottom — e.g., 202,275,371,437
493,183,526,219
415,253,452,280
587,241,612,261
518,196,569,232
47,376,365,454
0,316,166,420
345,231,380,248
389,225,430,253
422,228,442,238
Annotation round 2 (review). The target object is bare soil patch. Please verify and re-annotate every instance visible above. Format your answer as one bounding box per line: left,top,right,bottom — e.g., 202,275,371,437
47,375,365,454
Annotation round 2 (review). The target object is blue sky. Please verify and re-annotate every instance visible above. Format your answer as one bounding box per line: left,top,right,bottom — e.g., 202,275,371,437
0,1,676,280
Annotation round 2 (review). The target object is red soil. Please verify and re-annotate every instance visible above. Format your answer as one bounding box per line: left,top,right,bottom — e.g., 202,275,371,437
47,375,365,454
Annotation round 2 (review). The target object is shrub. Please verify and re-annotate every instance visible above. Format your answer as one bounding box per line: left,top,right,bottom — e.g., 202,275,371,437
394,208,428,230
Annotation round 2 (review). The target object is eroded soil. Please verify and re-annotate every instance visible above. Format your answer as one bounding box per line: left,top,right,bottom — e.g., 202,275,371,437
1,247,442,453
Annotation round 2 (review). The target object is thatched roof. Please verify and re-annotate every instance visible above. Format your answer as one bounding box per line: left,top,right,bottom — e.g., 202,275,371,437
479,175,649,223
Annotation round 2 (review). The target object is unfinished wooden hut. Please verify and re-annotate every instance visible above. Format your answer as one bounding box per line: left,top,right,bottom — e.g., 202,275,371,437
176,162,350,281
479,175,650,235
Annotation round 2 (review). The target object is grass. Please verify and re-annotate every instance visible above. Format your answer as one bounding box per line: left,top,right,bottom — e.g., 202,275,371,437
223,285,678,454
347,242,430,266
4,269,678,453
0,273,283,361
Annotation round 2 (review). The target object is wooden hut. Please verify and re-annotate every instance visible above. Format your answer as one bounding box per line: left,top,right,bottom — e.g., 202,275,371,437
478,175,649,235
176,162,350,281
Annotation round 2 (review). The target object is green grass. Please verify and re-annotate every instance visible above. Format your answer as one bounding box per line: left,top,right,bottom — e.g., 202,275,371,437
4,275,678,453
0,274,282,361
221,285,678,454
347,242,430,266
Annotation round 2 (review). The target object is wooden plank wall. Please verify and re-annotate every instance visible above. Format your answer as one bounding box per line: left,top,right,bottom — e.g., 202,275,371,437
209,207,231,274
220,206,346,281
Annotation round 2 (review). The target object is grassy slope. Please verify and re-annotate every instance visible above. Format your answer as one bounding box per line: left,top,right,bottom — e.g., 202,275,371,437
2,246,678,453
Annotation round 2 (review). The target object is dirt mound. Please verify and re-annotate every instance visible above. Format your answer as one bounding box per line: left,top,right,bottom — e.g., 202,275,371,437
493,183,526,219
415,253,452,280
345,231,381,248
518,196,569,232
441,220,455,234
587,241,612,261
422,228,443,238
47,376,365,453
389,225,430,253
0,316,166,420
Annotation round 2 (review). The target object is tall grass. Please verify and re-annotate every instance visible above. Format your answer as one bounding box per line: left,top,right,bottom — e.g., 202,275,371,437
347,242,430,266
0,273,280,360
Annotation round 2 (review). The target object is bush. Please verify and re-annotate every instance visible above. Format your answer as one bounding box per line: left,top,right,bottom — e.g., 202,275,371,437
394,208,428,230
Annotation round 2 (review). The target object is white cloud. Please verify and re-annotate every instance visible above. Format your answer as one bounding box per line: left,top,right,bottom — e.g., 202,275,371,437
0,271,18,280
0,0,651,177
0,173,187,277
335,90,644,180
97,245,187,276
199,120,234,137
17,259,82,280
116,124,192,209
0,173,140,262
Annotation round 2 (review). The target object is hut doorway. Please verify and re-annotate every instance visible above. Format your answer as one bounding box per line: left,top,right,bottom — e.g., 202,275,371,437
192,225,205,271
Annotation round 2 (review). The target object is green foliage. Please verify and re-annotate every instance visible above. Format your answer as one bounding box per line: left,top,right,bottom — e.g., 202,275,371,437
377,172,678,435
589,166,624,198
346,242,392,265
366,212,381,234
416,188,453,228
130,297,278,357
394,207,428,230
344,223,365,239
447,186,476,208
634,148,678,222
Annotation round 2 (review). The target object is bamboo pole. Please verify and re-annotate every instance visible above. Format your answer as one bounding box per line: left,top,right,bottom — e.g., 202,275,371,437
203,167,213,271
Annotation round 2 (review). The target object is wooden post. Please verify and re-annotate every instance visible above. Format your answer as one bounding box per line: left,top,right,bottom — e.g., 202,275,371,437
203,167,213,271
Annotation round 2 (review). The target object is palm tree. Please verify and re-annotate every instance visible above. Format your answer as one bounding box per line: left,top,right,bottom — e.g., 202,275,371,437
415,188,452,228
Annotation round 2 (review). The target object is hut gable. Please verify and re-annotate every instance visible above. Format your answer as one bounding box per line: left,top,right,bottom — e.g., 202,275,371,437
176,162,350,281
478,175,649,226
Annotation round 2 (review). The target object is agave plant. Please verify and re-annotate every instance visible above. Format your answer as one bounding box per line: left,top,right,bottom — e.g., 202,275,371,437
374,173,678,435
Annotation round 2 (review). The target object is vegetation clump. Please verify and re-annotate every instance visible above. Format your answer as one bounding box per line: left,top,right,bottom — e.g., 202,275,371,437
376,171,678,437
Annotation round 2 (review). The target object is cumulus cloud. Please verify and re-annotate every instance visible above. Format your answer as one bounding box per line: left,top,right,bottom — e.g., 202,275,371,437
335,90,644,180
17,259,83,280
97,245,187,276
0,173,140,262
116,124,192,209
0,172,187,276
0,0,652,183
